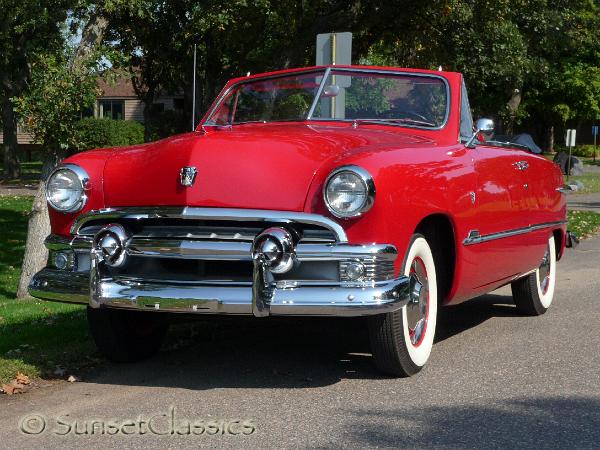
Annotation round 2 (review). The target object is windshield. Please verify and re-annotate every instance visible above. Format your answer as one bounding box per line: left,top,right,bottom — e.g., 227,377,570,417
206,69,448,129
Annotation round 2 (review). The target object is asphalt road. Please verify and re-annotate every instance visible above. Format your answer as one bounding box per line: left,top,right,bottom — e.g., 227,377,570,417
1,235,599,449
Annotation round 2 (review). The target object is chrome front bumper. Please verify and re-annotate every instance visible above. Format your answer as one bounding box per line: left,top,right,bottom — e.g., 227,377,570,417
30,267,409,316
28,208,409,317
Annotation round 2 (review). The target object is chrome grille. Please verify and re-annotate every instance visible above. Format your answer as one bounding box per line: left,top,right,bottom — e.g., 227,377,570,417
78,221,337,244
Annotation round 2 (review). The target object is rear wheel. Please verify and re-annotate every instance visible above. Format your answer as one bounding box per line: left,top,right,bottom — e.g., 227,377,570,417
511,235,556,315
368,234,438,377
87,307,169,362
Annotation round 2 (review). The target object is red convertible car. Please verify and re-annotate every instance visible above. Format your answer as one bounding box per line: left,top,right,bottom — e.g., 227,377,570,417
30,65,571,377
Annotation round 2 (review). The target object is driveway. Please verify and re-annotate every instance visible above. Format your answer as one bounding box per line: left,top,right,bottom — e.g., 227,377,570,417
1,236,599,449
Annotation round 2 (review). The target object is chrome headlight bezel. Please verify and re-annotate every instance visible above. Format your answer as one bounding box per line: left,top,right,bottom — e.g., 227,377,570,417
45,164,89,213
323,165,376,218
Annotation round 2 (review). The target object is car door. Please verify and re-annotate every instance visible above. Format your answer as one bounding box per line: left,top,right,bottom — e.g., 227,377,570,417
466,144,533,289
457,79,536,295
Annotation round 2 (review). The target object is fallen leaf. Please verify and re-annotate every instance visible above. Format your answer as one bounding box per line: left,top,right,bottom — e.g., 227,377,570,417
1,381,27,395
15,372,30,385
67,375,79,383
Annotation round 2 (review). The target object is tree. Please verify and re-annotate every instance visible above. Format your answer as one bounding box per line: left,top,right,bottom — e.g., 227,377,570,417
14,8,109,298
0,1,78,179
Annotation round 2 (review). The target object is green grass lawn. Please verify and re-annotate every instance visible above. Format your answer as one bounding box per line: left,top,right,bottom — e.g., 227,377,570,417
0,160,42,186
568,174,600,194
567,210,600,238
0,196,93,384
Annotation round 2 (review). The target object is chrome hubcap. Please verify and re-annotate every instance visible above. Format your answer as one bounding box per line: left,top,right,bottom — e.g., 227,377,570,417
538,245,551,295
406,257,429,346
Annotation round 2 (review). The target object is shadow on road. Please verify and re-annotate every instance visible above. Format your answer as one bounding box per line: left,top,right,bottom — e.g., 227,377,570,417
346,396,600,448
81,292,522,389
436,293,522,343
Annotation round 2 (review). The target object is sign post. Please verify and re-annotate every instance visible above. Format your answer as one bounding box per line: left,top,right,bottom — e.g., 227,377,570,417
316,32,352,119
565,129,577,181
593,125,599,162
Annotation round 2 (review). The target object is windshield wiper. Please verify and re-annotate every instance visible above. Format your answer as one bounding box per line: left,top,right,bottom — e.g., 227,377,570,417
352,118,437,128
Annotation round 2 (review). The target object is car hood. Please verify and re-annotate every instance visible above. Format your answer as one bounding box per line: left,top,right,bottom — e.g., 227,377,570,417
102,123,434,211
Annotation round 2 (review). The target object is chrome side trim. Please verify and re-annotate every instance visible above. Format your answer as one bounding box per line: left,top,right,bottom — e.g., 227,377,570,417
71,207,348,243
463,220,567,246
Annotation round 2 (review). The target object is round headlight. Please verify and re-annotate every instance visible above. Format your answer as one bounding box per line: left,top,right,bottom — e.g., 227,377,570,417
324,165,375,218
45,165,89,213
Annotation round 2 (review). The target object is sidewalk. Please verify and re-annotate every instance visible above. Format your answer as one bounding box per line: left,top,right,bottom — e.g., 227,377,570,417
0,185,37,197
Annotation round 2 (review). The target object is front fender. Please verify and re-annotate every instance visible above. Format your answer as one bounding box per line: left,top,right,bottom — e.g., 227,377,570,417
303,145,476,277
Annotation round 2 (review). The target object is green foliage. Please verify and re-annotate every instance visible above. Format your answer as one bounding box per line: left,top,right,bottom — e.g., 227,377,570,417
74,117,145,150
345,78,392,117
569,145,599,158
147,109,188,141
13,53,99,154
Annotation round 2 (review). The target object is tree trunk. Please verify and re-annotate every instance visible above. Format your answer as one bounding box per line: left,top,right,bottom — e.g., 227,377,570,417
16,181,50,297
2,90,21,179
71,14,108,67
16,153,64,298
547,125,554,153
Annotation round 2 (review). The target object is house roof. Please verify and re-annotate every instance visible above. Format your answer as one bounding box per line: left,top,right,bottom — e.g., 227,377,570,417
97,72,137,98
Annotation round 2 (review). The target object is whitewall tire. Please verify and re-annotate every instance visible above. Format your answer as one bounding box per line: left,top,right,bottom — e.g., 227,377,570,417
368,234,438,377
511,235,557,315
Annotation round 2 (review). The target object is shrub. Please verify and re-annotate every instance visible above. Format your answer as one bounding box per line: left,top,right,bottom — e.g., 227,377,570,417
571,145,599,158
74,118,145,151
147,109,188,141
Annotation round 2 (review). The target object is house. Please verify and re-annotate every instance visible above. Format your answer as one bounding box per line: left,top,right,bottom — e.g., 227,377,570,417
92,73,184,122
0,72,185,153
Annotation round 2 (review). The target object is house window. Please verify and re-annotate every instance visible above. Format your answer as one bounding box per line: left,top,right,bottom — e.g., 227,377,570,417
99,100,124,120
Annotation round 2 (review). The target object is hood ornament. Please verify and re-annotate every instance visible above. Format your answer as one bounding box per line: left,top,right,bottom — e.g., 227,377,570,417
180,167,198,187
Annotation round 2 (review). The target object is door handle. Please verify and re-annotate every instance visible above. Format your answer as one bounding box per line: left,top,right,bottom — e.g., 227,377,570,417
513,161,529,171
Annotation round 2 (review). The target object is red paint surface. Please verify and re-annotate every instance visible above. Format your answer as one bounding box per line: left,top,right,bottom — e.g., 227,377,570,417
50,65,567,305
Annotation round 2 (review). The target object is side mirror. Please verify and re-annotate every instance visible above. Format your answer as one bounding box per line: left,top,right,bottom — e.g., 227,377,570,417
321,85,340,98
466,118,495,148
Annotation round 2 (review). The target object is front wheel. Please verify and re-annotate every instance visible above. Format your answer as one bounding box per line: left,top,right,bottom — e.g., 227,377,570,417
87,307,169,362
511,235,557,315
368,234,438,377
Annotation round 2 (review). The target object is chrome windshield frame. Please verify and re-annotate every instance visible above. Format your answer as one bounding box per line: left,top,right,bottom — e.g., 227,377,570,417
203,67,451,131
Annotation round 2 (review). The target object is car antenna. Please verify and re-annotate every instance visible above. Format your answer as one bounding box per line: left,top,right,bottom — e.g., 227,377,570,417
192,43,197,131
